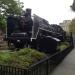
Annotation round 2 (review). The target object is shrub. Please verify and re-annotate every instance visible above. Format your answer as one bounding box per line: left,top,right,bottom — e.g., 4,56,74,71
0,48,47,69
57,42,70,51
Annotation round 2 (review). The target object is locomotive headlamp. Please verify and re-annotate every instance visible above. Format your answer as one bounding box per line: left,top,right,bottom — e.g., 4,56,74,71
17,40,20,42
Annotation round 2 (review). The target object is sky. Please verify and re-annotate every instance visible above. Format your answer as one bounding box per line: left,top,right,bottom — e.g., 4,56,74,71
20,0,75,24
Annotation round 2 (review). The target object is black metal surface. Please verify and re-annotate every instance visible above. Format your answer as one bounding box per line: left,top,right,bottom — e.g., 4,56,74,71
6,9,68,49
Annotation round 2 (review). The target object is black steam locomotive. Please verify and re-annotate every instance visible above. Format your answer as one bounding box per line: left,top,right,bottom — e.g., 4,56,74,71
5,9,66,54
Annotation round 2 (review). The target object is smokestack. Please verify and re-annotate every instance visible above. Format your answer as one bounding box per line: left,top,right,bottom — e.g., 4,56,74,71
25,8,32,17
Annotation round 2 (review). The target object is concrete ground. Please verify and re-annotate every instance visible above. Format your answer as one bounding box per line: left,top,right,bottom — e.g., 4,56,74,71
51,48,75,75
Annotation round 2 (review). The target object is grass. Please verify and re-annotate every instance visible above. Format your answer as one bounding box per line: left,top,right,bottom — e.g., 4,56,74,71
57,42,70,51
0,48,47,69
0,41,70,69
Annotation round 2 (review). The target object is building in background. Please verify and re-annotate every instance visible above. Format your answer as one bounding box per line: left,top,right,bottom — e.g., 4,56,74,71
59,20,71,33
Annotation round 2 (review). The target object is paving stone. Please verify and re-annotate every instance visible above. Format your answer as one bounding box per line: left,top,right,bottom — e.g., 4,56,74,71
51,48,75,75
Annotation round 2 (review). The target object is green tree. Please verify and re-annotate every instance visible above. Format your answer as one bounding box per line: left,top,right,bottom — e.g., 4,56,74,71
0,0,23,15
71,0,75,11
0,0,24,32
0,15,6,32
69,18,75,35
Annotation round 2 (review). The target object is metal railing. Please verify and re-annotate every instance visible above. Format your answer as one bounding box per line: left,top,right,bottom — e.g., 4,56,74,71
0,65,27,75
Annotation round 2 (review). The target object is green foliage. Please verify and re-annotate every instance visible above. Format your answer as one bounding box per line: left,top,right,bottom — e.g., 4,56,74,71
0,0,24,32
57,42,70,51
71,0,75,11
0,52,12,64
69,18,75,35
0,0,23,15
0,14,6,32
31,49,46,60
18,48,46,60
0,48,47,69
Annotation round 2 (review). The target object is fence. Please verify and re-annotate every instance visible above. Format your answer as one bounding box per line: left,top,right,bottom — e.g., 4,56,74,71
0,65,27,75
0,33,74,75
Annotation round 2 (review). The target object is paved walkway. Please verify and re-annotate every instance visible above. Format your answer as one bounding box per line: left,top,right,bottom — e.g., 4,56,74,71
51,48,75,75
